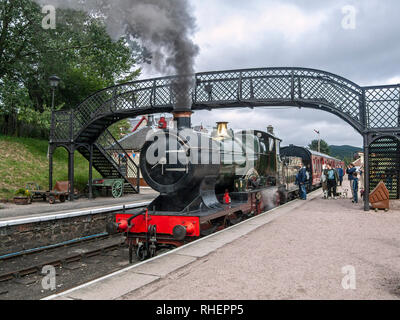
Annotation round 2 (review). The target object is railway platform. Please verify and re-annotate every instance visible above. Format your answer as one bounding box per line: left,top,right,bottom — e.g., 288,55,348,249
47,190,400,300
0,188,158,222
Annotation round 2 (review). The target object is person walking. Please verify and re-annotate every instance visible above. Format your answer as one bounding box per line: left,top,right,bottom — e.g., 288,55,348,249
346,164,357,200
326,164,339,199
359,165,365,199
306,165,312,189
352,172,359,203
298,163,308,200
321,164,328,199
337,166,344,187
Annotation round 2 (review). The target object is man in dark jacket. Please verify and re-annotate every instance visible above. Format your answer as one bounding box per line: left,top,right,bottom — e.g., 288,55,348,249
337,166,344,186
298,163,308,200
326,165,339,199
346,164,357,199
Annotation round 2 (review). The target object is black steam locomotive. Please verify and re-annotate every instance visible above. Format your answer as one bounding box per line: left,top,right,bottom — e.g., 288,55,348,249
108,112,305,261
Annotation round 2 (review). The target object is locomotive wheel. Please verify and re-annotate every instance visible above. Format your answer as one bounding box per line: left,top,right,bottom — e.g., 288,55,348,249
111,181,123,198
48,196,56,204
59,195,66,203
274,192,280,206
136,244,147,261
278,191,287,205
149,246,156,258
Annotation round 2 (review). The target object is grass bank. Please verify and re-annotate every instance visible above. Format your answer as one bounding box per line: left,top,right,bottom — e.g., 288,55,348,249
0,135,101,200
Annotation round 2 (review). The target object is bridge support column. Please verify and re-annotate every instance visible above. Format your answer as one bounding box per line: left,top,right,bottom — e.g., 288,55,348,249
68,149,75,201
49,145,53,191
88,144,93,200
363,134,370,211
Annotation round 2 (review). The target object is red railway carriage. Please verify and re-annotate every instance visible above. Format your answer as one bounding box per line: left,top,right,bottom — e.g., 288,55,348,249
280,145,345,188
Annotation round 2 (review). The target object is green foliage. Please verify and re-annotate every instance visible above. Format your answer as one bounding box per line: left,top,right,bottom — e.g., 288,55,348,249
15,188,31,197
0,78,33,115
342,156,353,166
0,135,102,199
330,145,363,161
0,0,142,137
108,119,132,140
308,139,331,155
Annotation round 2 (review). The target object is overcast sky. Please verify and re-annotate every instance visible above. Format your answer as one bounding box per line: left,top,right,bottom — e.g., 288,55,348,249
142,0,400,147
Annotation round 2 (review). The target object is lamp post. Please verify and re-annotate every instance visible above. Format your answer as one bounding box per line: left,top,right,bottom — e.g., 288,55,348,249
49,75,61,111
48,75,60,192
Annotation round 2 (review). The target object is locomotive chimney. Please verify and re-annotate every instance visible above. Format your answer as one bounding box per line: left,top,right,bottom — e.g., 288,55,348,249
267,125,274,135
172,76,194,129
173,111,193,129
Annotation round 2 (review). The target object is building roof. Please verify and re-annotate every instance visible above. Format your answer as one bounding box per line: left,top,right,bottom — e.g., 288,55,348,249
111,126,155,152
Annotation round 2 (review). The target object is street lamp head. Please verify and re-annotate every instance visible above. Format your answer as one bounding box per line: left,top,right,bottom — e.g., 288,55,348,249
49,75,61,88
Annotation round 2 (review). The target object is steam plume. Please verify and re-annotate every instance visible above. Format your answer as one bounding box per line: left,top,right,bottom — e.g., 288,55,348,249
35,0,199,109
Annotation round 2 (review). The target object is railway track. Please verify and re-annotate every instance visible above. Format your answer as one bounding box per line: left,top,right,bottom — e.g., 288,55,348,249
0,233,143,300
0,234,125,282
0,204,150,283
0,197,303,300
0,204,153,299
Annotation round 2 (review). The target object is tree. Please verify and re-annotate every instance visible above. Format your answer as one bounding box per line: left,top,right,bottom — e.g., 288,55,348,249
308,139,331,155
343,156,353,166
108,119,132,140
0,0,143,137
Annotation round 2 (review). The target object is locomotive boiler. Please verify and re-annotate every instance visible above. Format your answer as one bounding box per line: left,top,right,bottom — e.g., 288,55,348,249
107,111,287,261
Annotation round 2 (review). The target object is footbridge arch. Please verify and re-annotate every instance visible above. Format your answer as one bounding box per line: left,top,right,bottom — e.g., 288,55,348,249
49,67,400,210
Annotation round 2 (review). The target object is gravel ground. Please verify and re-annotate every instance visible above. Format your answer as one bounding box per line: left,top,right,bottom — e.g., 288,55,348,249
122,190,400,300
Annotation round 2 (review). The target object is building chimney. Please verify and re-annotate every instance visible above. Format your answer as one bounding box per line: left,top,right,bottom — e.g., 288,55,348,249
267,125,274,135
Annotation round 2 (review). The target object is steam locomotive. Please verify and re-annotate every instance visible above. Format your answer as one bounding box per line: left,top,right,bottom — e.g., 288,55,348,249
107,112,342,261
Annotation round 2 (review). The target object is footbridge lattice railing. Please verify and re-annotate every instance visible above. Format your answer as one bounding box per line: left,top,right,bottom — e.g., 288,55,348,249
49,67,400,209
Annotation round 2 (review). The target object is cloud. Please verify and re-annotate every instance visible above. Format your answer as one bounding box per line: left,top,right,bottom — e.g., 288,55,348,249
142,0,397,148
191,0,400,84
183,0,398,147
192,107,363,148
195,2,327,44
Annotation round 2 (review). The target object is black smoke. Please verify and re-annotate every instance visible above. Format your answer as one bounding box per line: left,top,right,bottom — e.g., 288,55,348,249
35,0,199,109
